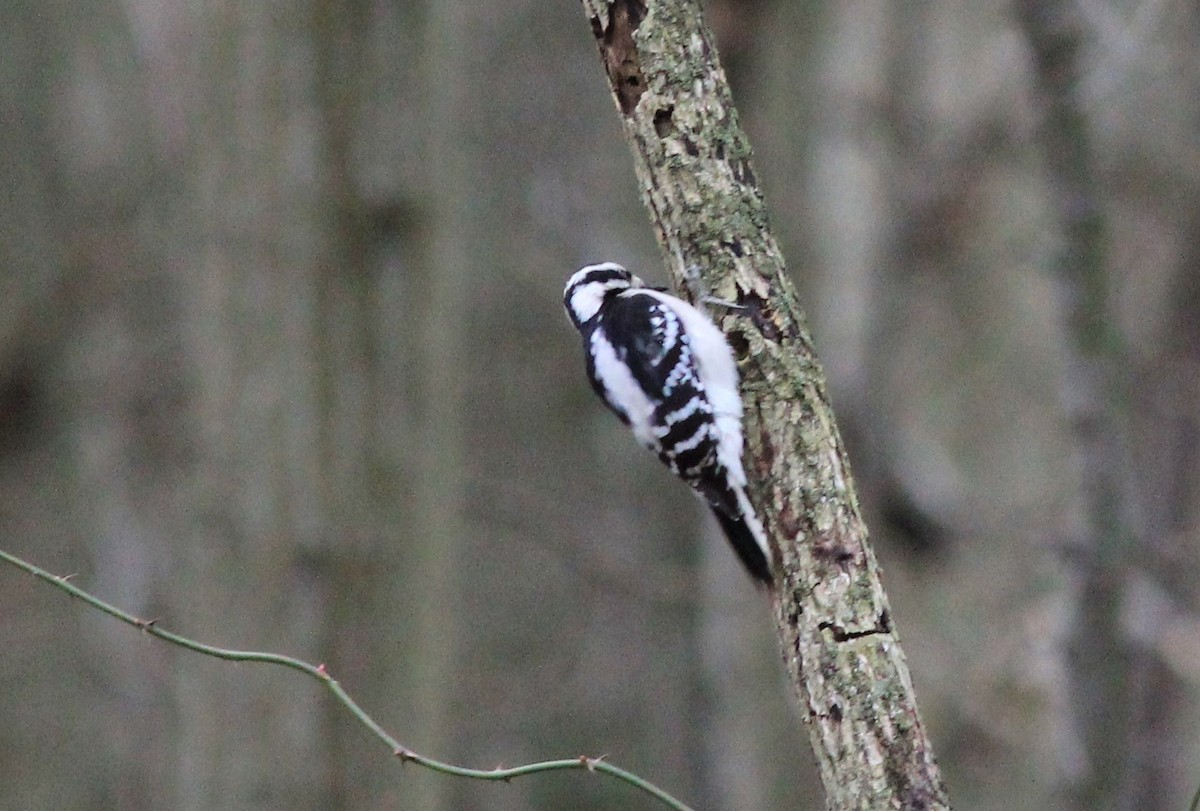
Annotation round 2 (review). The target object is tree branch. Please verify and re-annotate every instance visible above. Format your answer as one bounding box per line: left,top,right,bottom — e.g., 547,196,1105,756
0,547,695,811
579,1,950,807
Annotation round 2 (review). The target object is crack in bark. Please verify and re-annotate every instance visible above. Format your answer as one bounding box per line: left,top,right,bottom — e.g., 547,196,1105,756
818,613,891,643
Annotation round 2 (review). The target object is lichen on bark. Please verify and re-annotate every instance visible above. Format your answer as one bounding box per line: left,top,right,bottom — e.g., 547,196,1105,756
580,1,951,808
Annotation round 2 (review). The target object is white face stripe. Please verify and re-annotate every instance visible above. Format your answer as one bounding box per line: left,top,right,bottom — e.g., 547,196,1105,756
563,263,648,326
567,277,631,324
567,285,604,325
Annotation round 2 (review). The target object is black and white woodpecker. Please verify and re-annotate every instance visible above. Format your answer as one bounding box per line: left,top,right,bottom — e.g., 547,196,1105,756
563,262,773,585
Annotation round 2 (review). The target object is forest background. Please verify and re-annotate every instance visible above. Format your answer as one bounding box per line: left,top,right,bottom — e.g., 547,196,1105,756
1,2,1197,810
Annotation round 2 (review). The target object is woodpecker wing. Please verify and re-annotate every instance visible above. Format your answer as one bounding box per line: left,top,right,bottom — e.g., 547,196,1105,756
594,292,720,477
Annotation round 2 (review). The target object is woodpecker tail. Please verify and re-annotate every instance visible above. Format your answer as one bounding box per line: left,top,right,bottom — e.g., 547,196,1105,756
709,486,773,586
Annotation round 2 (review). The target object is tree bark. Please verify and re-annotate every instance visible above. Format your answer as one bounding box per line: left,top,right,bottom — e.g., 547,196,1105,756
579,1,950,808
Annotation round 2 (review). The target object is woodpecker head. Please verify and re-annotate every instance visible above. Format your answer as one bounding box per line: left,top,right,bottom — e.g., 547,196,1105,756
563,262,645,329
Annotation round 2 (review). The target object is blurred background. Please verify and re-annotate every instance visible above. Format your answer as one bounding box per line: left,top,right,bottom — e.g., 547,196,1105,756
1,1,1198,809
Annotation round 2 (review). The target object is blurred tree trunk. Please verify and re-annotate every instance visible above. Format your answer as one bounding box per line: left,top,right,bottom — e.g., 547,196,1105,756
403,0,470,807
1015,4,1136,808
0,3,175,806
1124,210,1200,807
164,2,471,809
308,1,428,808
164,4,336,807
1104,11,1200,808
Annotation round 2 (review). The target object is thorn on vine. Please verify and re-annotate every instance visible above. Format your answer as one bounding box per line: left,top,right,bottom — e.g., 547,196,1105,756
316,663,330,679
580,754,607,772
394,747,415,764
135,617,158,632
57,572,80,598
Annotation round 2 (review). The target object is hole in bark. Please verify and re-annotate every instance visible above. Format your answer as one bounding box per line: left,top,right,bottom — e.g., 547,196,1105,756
726,328,749,359
653,106,674,137
741,292,782,343
733,158,757,186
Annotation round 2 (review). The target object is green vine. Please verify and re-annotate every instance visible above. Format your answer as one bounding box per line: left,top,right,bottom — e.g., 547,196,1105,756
0,547,694,811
